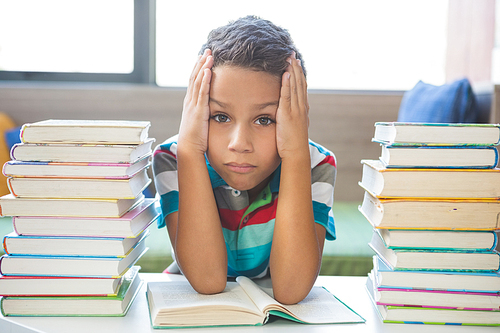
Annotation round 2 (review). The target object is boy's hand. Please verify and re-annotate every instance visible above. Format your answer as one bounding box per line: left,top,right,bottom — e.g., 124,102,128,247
178,49,214,155
276,52,310,161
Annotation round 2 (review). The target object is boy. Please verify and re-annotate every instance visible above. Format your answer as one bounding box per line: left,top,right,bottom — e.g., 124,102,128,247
153,16,336,305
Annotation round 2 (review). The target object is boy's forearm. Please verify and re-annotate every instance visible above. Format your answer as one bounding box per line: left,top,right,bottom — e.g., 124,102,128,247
175,150,228,294
270,155,323,304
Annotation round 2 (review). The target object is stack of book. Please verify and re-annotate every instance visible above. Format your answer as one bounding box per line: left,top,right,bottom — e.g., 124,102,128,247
359,122,500,326
0,119,160,317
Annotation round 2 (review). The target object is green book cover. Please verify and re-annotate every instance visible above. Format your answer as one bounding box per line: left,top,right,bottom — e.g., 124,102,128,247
147,277,365,328
372,122,500,146
1,266,141,316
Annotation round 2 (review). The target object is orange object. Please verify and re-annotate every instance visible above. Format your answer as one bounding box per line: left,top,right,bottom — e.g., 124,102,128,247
0,113,17,196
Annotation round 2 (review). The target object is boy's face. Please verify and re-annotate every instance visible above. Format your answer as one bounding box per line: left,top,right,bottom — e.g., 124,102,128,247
207,65,282,197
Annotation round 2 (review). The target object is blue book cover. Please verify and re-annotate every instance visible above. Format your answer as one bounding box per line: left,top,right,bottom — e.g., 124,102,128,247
375,229,498,251
3,229,149,258
0,238,148,278
366,276,500,326
379,145,499,169
0,266,142,316
369,231,500,273
372,256,500,293
372,122,500,146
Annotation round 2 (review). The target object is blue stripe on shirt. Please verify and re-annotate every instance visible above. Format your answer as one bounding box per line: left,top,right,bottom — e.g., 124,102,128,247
313,200,336,241
158,191,179,228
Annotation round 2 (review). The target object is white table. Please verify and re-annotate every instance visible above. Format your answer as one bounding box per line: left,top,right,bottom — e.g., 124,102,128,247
0,273,497,332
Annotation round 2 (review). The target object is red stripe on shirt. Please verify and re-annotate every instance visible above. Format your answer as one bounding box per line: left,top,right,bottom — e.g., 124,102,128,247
218,197,278,231
317,155,336,167
154,149,176,158
219,207,246,231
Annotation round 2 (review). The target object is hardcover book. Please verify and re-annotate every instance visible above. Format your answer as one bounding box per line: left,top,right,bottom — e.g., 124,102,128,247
367,271,500,311
372,122,500,146
365,273,500,326
3,154,151,179
372,256,500,293
0,274,124,297
20,119,151,144
147,276,365,328
375,229,498,251
3,230,149,257
358,191,500,230
0,194,144,218
0,238,147,278
12,198,158,238
359,159,500,199
7,168,151,199
0,266,142,316
379,145,498,169
369,231,500,272
10,139,155,164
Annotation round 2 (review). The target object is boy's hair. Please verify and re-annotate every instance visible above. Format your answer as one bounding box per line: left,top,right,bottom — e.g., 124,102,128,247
200,15,306,79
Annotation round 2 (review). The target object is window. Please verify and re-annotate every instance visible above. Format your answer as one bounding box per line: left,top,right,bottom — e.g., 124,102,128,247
0,0,448,90
156,0,448,90
492,0,500,83
0,0,133,73
0,0,153,83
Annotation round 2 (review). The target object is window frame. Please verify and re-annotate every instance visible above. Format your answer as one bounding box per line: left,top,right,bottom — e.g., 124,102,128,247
0,0,155,84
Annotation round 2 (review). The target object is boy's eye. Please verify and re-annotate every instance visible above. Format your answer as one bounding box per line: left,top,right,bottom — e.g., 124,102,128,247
213,114,229,123
255,117,273,126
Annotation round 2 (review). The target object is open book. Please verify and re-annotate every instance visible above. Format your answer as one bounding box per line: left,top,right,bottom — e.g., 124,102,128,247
147,276,365,328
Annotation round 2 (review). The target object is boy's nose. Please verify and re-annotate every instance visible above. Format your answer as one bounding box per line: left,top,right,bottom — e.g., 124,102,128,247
228,126,253,153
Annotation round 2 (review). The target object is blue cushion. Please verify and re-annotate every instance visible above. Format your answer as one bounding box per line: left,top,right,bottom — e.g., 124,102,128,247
5,126,22,150
397,78,479,123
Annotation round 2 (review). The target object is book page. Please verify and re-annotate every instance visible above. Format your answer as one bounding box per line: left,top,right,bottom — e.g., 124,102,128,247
236,276,280,312
278,286,365,324
147,281,261,313
237,276,365,324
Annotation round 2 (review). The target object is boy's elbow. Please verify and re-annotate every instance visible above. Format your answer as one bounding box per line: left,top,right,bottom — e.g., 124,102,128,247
184,266,227,295
270,267,317,305
273,289,308,305
272,273,316,304
189,274,227,295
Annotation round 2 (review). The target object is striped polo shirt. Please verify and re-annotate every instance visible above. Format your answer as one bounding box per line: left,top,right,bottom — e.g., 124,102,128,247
153,135,337,278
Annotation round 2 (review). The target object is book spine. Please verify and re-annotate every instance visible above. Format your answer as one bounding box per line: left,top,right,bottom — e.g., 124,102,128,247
4,252,127,259
387,246,498,251
385,231,498,251
6,178,17,197
392,249,500,254
9,143,17,160
492,232,499,252
2,235,7,254
0,297,5,317
377,302,499,311
384,319,500,326
1,162,8,177
383,146,499,169
10,174,134,180
377,142,500,147
19,124,27,143
494,147,499,169
377,287,500,297
3,293,114,297
11,217,19,235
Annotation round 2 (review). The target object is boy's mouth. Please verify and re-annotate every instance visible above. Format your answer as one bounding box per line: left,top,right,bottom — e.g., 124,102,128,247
225,162,256,173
